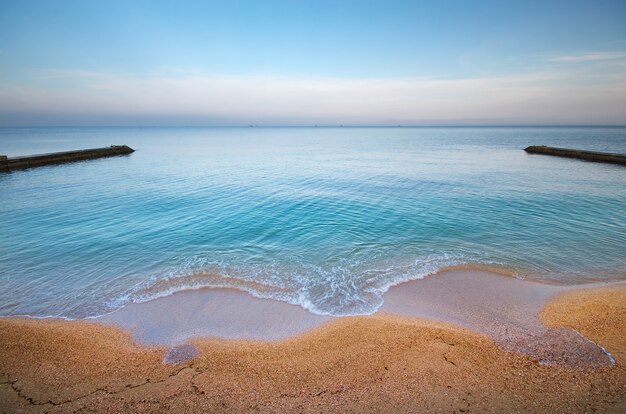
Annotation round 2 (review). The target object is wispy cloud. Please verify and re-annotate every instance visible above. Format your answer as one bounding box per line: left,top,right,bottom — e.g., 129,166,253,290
1,67,626,125
550,52,626,63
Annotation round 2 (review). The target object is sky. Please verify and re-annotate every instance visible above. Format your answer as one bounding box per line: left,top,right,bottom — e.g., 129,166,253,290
1,0,625,126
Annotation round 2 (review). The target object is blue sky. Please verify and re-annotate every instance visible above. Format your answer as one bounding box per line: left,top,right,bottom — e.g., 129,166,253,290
1,0,625,125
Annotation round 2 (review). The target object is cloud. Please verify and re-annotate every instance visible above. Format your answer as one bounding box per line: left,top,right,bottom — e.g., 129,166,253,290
550,52,626,63
1,67,626,125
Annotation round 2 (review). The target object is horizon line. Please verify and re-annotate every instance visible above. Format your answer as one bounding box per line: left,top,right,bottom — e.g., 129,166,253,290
2,124,626,129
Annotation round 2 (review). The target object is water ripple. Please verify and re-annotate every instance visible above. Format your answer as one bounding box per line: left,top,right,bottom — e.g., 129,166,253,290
1,126,625,318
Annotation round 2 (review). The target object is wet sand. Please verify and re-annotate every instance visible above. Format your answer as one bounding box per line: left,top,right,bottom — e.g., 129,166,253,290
381,271,617,366
98,270,615,366
1,271,625,412
98,287,331,344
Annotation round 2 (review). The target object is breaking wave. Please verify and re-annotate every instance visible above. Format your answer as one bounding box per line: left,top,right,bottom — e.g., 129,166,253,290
116,253,508,317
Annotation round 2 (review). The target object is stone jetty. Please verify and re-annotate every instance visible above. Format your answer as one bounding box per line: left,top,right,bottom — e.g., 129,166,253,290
524,145,626,166
0,145,135,172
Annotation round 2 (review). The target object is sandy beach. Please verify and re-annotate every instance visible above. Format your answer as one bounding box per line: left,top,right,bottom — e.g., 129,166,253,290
1,270,625,413
3,0,626,411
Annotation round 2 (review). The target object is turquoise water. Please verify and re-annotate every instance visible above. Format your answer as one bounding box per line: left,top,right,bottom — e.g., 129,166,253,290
1,127,625,318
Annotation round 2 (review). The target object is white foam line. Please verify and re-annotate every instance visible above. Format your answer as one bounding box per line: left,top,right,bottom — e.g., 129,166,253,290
572,329,616,366
117,257,499,318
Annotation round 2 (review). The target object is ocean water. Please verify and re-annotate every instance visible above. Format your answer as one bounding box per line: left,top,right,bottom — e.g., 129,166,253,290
1,126,625,318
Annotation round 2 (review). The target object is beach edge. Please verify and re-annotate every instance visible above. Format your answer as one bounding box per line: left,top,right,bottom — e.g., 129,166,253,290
1,280,625,412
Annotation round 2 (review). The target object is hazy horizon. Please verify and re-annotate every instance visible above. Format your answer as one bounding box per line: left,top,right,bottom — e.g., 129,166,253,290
1,0,625,126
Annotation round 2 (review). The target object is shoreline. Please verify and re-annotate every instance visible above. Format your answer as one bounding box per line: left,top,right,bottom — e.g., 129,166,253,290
5,270,624,359
91,269,622,365
1,278,625,412
0,270,626,412
4,261,624,322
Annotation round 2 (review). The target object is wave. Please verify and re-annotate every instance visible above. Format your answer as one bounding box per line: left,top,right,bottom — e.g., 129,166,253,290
115,253,511,317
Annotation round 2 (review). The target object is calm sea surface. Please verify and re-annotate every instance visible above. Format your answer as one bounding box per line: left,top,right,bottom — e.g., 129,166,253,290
1,127,625,318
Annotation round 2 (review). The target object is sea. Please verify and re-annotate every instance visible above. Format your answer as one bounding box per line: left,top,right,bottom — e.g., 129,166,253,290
1,126,625,319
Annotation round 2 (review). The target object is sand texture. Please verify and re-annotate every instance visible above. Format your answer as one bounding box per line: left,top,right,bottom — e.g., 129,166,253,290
1,283,625,413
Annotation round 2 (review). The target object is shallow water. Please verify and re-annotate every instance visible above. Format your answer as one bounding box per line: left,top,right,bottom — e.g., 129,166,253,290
1,127,625,318
98,271,617,367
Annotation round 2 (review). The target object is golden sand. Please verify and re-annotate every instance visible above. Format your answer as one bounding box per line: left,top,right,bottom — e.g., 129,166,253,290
1,284,624,413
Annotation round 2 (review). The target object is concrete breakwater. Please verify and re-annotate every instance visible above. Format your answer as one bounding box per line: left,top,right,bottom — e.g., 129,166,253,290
524,145,626,166
0,145,135,171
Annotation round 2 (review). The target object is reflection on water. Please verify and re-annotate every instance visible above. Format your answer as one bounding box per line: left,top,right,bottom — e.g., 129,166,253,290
0,127,625,317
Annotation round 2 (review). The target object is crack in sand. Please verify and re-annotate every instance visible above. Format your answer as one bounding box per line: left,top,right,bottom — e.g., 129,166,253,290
433,336,456,347
3,379,53,408
2,365,200,408
188,366,208,398
433,336,458,367
443,353,457,367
